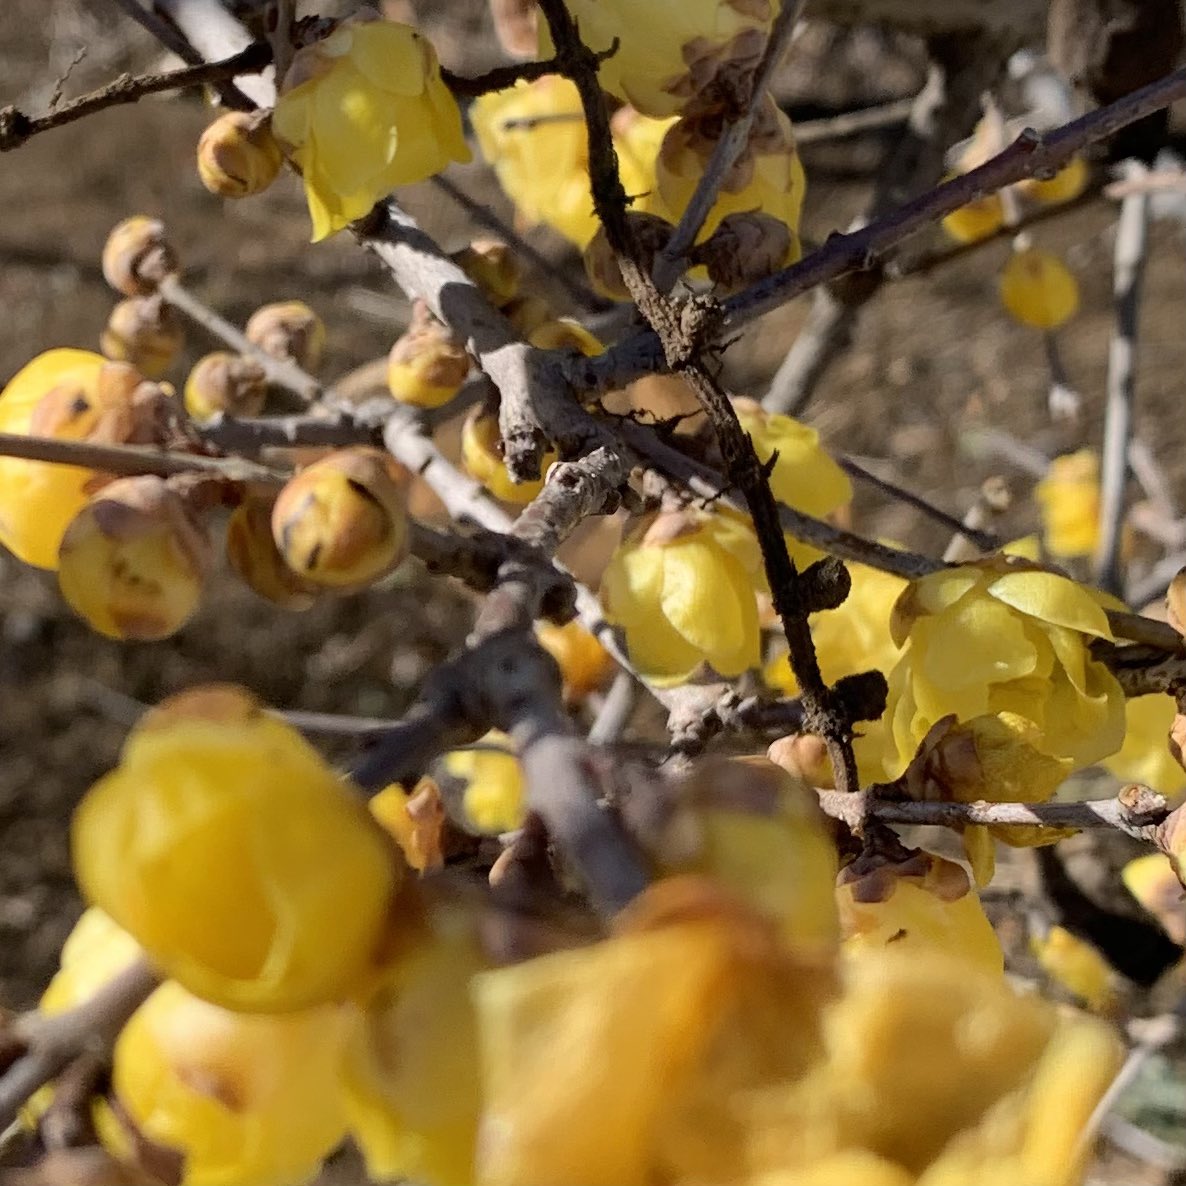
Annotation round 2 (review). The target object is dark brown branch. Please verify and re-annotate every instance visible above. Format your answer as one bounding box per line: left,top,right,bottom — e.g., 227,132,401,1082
0,42,271,152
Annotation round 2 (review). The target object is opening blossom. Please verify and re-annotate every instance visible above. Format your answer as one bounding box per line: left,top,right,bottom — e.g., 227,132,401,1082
273,17,469,242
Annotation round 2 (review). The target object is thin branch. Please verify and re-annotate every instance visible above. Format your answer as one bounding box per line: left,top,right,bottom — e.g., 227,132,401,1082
793,95,918,144
1094,161,1151,595
0,959,159,1133
441,53,587,99
0,42,271,152
651,0,807,291
815,786,1171,844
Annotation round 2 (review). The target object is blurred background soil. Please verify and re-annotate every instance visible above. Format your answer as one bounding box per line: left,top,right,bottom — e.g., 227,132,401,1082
1,2,1185,1180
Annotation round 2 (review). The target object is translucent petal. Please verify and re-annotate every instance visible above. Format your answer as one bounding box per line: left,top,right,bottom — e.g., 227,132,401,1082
660,538,750,658
986,571,1112,639
601,539,664,628
347,22,431,96
271,82,314,149
920,596,1037,689
311,64,398,196
890,569,981,646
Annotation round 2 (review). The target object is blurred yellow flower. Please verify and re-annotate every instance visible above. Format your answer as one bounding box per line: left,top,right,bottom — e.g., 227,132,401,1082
539,0,781,119
880,558,1125,779
601,508,763,685
941,191,1004,244
1030,925,1116,1013
1036,450,1101,558
109,980,354,1186
439,732,526,835
72,685,401,1011
999,245,1079,331
1103,692,1186,802
39,907,143,1018
535,619,615,701
273,17,469,242
1122,853,1185,944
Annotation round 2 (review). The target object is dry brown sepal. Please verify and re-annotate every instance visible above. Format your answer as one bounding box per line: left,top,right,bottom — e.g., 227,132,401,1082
1167,566,1186,635
197,110,284,198
386,300,471,409
271,446,409,590
100,295,184,380
451,238,521,309
57,475,212,641
690,210,792,292
244,301,326,372
226,495,319,610
101,217,178,297
184,352,268,421
1158,801,1186,888
583,212,675,301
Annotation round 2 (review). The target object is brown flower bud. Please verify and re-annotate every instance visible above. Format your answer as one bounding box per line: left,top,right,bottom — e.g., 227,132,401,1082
244,300,326,372
197,110,284,198
101,216,178,296
99,294,184,380
451,238,521,308
184,352,268,421
271,446,409,590
57,475,212,640
690,210,793,292
767,733,834,788
227,495,319,610
582,212,674,301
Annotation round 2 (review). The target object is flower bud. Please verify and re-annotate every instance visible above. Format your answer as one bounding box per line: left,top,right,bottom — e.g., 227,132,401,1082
437,733,525,835
535,619,614,700
941,193,1005,244
184,351,268,421
386,301,470,408
690,210,794,292
244,300,326,372
528,318,604,356
99,294,184,379
1019,156,1088,206
583,212,673,301
73,684,403,1010
101,216,178,296
460,404,557,504
1121,853,1185,944
57,475,211,640
999,245,1079,331
1030,924,1116,1012
767,733,834,788
451,238,521,308
196,110,284,198
226,495,318,610
1167,567,1186,635
272,446,409,590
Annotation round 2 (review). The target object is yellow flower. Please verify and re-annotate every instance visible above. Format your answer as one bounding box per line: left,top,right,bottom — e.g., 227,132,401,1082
474,877,834,1186
1036,449,1101,558
535,619,615,701
1030,925,1117,1013
72,685,402,1011
744,948,1120,1181
108,980,354,1186
39,907,143,1018
1019,157,1088,206
538,0,782,119
733,397,851,568
1103,693,1186,802
941,192,1005,244
1122,853,1185,945
999,245,1079,331
656,97,805,256
273,17,469,242
600,508,763,685
0,351,147,569
439,733,526,835
472,77,598,247
880,558,1125,779
342,896,486,1186
836,849,1003,974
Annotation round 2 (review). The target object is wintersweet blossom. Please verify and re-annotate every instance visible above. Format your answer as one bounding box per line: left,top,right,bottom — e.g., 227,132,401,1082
879,557,1126,779
1035,450,1101,559
273,17,469,242
600,508,763,685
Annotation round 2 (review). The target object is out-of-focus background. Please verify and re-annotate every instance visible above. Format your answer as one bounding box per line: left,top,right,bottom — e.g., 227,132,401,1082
2,1,1186,1180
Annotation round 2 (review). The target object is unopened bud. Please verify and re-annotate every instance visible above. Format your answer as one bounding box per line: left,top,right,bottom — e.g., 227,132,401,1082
1167,567,1186,635
184,352,268,421
271,446,409,590
57,475,211,640
460,404,556,504
528,318,604,357
244,300,326,372
386,300,470,409
690,211,794,292
767,733,834,788
227,495,318,610
197,110,284,198
99,294,184,379
583,212,673,301
452,238,521,308
102,216,178,296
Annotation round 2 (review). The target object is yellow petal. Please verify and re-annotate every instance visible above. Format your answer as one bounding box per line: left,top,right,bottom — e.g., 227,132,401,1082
312,63,399,195
986,570,1112,639
347,22,433,97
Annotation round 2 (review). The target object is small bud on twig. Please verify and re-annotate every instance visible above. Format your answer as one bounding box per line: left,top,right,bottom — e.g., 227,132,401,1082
101,217,178,297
